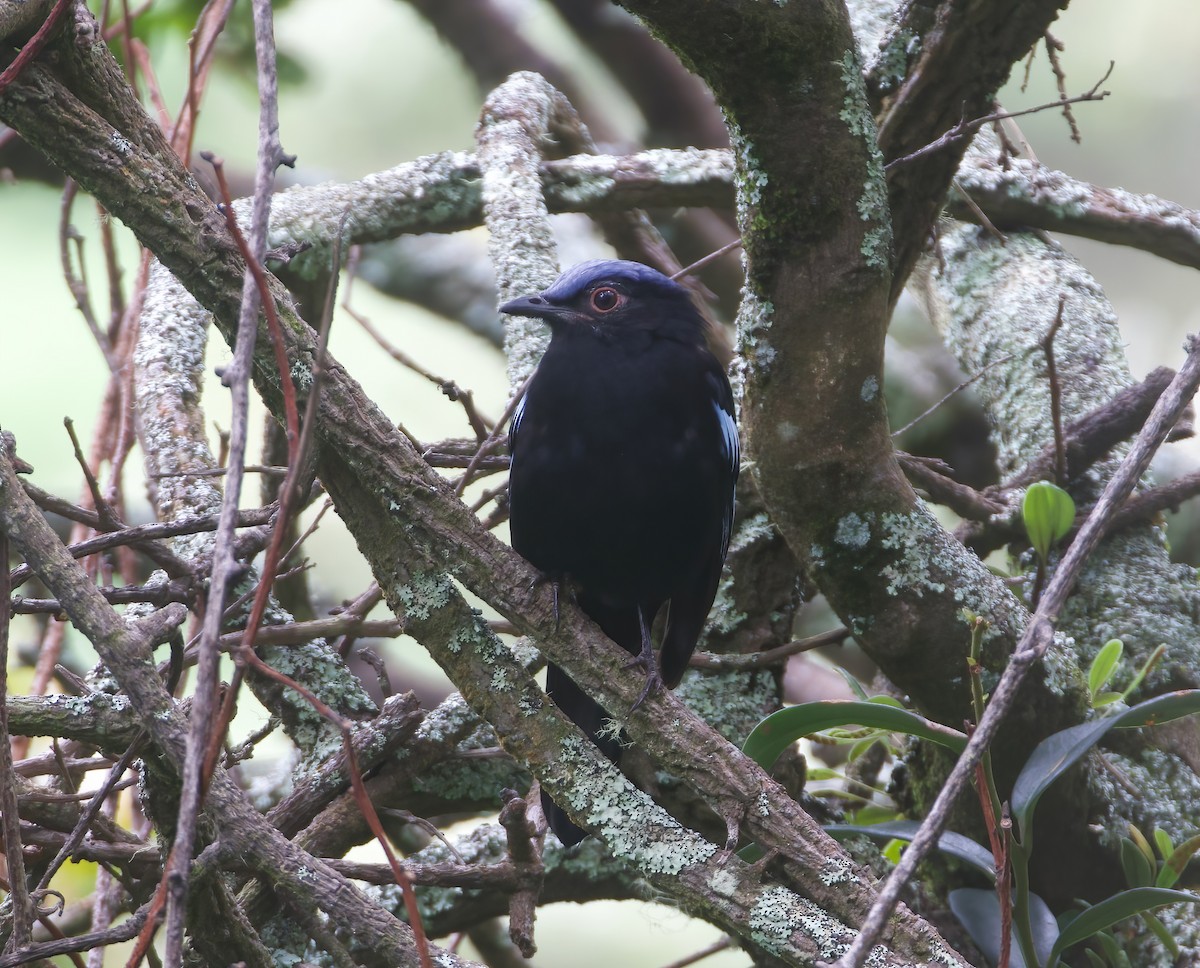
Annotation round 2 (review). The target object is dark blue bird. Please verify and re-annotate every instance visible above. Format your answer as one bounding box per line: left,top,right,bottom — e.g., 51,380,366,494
502,260,739,845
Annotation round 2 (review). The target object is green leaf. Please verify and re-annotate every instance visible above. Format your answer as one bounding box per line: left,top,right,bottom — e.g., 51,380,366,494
1094,930,1122,965
1119,837,1154,888
1110,689,1200,730
1023,481,1076,560
1091,691,1125,708
1127,825,1156,869
1011,690,1200,843
1047,888,1199,965
848,803,899,826
1011,716,1115,842
948,888,1058,968
847,737,882,762
1088,639,1123,699
1141,910,1179,957
1153,828,1175,862
835,666,871,702
1158,832,1200,888
1083,949,1107,968
1119,643,1166,702
824,820,996,880
741,701,967,771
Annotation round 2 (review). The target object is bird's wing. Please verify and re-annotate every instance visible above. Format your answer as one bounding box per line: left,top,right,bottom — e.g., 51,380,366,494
659,366,740,688
715,392,739,560
509,392,528,451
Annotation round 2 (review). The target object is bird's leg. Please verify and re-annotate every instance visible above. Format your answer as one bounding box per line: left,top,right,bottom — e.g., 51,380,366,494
528,571,564,630
627,605,664,712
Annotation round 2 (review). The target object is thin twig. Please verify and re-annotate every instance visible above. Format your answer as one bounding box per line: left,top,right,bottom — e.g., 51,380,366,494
0,0,73,94
891,352,1022,438
162,2,292,958
884,63,1113,172
454,373,533,497
689,626,851,671
670,238,743,280
0,528,36,949
346,298,493,440
1043,31,1081,143
1042,295,1068,486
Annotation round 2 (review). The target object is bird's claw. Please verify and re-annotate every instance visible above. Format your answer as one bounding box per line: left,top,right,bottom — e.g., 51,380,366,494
528,572,564,630
626,655,664,712
626,606,662,712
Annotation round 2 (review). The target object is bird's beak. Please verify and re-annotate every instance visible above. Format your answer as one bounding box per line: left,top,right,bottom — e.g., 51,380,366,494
500,294,566,322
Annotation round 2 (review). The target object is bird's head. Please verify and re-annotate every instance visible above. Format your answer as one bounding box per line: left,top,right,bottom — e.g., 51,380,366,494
500,260,706,344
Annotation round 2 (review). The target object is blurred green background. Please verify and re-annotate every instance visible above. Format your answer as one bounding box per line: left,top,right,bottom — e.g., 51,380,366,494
3,1,1199,964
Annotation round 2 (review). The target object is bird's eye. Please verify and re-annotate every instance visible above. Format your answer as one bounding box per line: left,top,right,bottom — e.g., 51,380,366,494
590,287,622,313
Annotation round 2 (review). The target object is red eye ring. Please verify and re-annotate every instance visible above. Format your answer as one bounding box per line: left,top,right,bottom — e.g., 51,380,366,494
590,286,621,313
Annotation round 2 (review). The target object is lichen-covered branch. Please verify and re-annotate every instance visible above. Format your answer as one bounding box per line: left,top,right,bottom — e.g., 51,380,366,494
951,152,1200,270
863,0,1070,297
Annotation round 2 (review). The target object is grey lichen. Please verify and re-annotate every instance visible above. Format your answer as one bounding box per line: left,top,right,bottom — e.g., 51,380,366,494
395,570,455,621
834,512,871,550
1090,747,1200,850
734,283,777,378
879,510,947,598
916,219,1200,680
677,668,775,744
550,741,715,874
838,51,892,270
748,886,864,962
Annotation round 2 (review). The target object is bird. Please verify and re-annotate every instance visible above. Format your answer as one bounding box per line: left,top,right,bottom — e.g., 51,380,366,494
502,259,740,845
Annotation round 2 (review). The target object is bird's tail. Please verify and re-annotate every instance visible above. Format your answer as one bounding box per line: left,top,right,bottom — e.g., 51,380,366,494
541,596,642,846
542,660,624,846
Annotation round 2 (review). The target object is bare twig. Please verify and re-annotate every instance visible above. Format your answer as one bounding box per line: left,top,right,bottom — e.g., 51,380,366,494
163,1,292,959
0,0,72,94
891,351,1021,438
1042,295,1068,486
454,374,533,497
0,527,36,951
689,626,851,671
884,64,1113,172
1042,31,1080,143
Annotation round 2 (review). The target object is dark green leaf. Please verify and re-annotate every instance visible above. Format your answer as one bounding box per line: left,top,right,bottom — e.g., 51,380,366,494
1110,690,1200,730
742,701,966,771
948,888,1058,968
1048,888,1199,965
1011,717,1115,842
1011,690,1200,842
1119,837,1154,888
824,820,996,880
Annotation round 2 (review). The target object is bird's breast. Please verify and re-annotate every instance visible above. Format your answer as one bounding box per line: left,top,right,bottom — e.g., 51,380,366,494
508,336,729,602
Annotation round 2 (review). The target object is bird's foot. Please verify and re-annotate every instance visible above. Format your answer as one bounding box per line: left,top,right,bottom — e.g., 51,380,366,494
626,656,664,713
626,606,662,712
528,572,565,630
